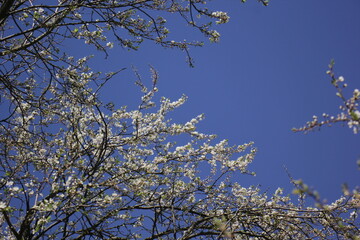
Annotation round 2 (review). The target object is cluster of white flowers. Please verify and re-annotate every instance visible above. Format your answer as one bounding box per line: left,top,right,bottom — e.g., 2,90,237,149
211,11,230,24
209,30,221,42
34,198,59,212
1,47,359,239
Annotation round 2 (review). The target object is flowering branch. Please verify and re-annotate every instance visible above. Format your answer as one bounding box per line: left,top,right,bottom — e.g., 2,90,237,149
293,60,360,134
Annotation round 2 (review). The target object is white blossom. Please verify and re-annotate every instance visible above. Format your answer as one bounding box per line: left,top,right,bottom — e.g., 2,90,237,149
0,202,7,209
106,42,114,49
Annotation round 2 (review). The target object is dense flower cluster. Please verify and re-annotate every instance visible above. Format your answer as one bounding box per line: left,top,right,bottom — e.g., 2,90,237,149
0,57,359,239
211,11,230,24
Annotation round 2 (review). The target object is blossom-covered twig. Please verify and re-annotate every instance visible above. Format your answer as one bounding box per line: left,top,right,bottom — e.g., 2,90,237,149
293,60,360,134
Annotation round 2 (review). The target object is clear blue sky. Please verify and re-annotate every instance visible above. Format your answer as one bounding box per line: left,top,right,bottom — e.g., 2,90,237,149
78,0,360,202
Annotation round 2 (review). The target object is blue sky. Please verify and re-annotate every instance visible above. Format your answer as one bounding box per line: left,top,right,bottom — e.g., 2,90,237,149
83,0,360,202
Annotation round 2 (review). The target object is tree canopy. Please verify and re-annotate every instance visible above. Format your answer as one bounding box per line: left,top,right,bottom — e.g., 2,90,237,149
0,0,359,239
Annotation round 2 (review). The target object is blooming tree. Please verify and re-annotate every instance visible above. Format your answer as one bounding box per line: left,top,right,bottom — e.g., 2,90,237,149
0,0,359,239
